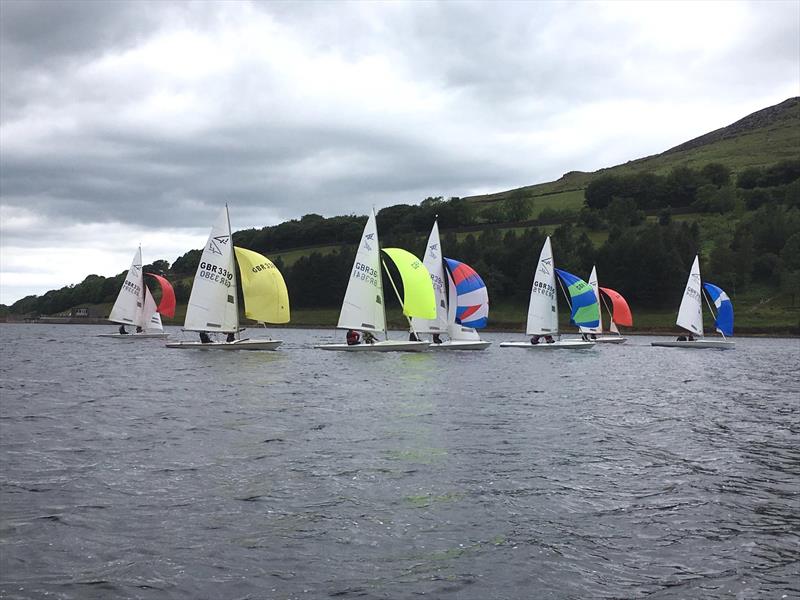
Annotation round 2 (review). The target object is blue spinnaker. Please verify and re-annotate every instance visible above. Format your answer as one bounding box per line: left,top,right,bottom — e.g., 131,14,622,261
702,282,734,337
554,268,600,328
444,258,489,329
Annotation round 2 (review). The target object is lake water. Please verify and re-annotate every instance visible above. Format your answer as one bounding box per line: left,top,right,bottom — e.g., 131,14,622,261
1,324,798,599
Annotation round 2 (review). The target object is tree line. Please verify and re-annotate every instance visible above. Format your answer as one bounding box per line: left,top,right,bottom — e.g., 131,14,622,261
7,159,800,318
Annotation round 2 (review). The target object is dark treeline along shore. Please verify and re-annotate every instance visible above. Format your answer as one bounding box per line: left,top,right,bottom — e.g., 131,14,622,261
4,98,800,334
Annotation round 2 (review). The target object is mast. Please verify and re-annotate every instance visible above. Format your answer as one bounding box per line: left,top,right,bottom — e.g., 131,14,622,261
226,203,240,339
136,244,145,330
374,207,389,340
381,257,414,338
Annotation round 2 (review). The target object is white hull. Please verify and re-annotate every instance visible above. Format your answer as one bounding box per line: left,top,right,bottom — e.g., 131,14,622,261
316,340,430,352
166,338,282,351
651,340,735,350
429,340,491,351
593,336,626,344
499,339,595,349
98,333,169,339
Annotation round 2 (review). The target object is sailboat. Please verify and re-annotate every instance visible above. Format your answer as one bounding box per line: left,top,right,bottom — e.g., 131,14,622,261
411,220,491,350
166,205,290,351
98,246,176,339
651,255,735,349
316,208,435,352
580,265,633,344
500,236,598,349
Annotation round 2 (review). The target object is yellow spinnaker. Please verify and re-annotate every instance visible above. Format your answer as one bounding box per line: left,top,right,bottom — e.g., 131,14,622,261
234,246,290,324
382,248,436,319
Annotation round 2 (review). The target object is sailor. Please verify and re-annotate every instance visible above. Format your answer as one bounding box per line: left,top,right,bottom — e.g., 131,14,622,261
545,335,555,343
677,335,687,341
581,332,589,341
346,329,360,345
432,333,443,344
136,326,143,333
530,335,540,345
226,332,236,343
199,332,212,344
119,325,128,335
363,331,376,344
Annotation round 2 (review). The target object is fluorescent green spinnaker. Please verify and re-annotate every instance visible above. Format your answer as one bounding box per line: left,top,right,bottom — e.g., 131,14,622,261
382,248,437,319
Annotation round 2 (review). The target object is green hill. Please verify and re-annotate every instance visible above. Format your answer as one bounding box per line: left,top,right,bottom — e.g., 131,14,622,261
6,97,800,333
463,97,800,217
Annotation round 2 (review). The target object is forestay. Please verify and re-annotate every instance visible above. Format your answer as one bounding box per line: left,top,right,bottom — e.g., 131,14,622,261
381,248,436,319
554,268,600,328
702,282,734,337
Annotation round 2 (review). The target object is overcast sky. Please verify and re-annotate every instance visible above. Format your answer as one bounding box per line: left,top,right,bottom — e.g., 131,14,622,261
1,0,798,305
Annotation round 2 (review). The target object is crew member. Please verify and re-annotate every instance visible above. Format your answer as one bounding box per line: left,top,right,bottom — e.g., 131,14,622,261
346,329,360,345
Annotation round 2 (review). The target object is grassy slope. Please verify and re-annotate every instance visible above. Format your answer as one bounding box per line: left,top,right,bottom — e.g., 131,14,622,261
39,99,800,334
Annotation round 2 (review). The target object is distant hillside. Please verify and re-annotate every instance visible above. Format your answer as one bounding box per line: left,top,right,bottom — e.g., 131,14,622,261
6,97,799,333
464,96,800,208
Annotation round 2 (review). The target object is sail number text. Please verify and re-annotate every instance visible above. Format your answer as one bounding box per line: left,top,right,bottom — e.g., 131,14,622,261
200,261,234,287
430,273,445,293
250,261,276,273
533,280,555,298
353,262,379,287
122,280,141,295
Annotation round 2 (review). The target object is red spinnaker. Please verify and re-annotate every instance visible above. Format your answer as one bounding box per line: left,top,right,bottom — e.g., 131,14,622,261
599,287,632,327
146,273,176,318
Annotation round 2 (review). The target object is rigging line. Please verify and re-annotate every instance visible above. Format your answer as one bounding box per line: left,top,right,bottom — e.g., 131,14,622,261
556,273,572,310
600,293,615,334
381,257,415,337
702,287,725,340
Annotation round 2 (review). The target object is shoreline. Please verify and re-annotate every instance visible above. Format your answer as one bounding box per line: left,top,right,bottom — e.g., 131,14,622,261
2,318,797,338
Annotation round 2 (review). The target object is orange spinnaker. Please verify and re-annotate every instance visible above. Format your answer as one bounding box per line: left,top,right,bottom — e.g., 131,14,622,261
146,273,176,318
599,287,632,327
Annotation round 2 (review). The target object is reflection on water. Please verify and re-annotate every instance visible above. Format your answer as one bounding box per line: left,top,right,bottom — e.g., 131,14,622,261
0,324,798,599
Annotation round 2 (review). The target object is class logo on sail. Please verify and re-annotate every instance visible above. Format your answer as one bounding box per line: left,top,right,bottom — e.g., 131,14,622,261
363,232,374,251
539,256,552,276
209,234,230,256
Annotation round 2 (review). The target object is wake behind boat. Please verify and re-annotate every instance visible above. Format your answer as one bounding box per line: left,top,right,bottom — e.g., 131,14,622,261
98,246,175,340
166,205,289,351
316,208,434,352
651,256,735,350
500,236,597,350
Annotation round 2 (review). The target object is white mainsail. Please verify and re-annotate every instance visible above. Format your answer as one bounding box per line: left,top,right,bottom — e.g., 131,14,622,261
184,206,239,333
526,237,559,336
676,255,704,336
580,266,603,334
142,287,163,332
108,247,144,327
411,221,449,335
336,209,386,333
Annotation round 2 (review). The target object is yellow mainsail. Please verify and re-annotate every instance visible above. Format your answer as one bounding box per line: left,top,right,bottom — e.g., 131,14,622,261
234,246,290,324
